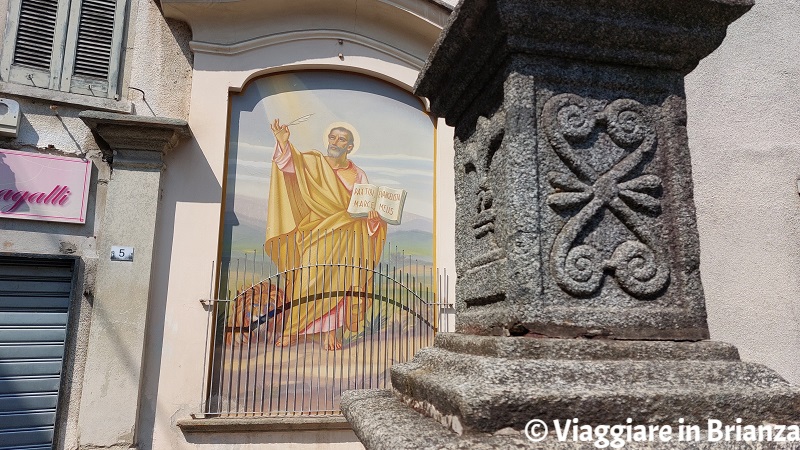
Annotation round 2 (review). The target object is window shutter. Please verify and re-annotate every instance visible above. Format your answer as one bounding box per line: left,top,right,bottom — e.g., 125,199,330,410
1,0,127,100
61,0,126,99
0,0,70,90
73,0,116,79
12,0,59,71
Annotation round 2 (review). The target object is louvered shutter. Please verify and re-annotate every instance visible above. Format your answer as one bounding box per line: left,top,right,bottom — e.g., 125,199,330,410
0,0,127,100
0,0,71,90
13,0,59,71
61,0,127,99
0,258,74,450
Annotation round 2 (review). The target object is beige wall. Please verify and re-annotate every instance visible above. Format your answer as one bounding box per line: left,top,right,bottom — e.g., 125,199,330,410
148,2,454,448
686,0,800,385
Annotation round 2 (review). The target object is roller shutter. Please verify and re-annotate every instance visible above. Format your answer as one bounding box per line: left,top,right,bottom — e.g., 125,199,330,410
0,258,73,450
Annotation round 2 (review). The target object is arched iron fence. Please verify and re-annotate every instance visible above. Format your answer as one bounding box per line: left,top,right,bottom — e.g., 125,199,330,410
197,233,452,417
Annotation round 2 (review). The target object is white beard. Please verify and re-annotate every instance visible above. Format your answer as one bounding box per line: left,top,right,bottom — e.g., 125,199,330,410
327,145,347,158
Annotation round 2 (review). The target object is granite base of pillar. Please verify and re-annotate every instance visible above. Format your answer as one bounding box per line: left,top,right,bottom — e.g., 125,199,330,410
341,334,800,449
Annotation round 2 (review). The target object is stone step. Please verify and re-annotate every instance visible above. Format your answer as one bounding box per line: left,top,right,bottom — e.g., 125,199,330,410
433,333,742,361
341,389,799,450
390,343,800,434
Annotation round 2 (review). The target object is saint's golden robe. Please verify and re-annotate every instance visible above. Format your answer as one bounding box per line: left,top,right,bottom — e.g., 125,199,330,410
266,143,386,337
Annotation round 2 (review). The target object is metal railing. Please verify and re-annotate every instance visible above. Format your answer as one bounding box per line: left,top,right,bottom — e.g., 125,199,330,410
197,231,452,417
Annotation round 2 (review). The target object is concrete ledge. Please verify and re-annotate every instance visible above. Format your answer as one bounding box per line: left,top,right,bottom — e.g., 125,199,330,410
176,415,352,432
78,111,191,167
0,81,133,113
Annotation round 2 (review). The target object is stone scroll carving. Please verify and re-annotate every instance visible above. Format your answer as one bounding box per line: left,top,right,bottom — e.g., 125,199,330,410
542,94,669,299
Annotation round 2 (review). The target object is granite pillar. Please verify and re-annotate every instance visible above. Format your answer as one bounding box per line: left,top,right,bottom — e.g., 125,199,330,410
342,0,800,448
76,112,189,448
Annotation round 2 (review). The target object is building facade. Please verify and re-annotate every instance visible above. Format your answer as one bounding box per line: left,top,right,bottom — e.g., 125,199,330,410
0,0,797,448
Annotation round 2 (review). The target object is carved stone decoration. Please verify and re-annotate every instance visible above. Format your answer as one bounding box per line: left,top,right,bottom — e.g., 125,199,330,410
543,94,669,299
452,113,510,312
464,126,504,266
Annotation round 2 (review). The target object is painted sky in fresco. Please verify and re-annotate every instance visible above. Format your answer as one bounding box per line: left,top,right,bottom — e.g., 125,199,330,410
223,71,435,262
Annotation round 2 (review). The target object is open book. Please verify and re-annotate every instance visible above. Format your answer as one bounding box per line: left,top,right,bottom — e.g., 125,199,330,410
347,183,407,225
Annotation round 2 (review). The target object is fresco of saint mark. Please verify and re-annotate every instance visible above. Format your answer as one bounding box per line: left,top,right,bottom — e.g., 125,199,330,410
212,71,436,415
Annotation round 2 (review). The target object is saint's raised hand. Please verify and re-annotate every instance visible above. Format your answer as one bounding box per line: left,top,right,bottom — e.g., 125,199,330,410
271,118,290,149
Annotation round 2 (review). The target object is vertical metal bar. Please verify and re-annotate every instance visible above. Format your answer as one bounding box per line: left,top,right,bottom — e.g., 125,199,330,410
352,232,360,391
405,271,410,364
422,267,426,351
346,232,355,395
216,260,232,415
373,259,381,391
412,264,418,358
201,261,213,414
251,258,259,415
365,234,373,390
227,258,241,416
413,264,418,360
416,264,420,355
430,264,433,345
402,249,407,365
400,245,405,365
439,268,444,332
415,258,419,353
391,245,397,374
381,260,389,389
300,231,313,415
273,272,284,414
244,253,254,415
427,265,431,347
438,266,443,333
258,276,270,414
415,260,419,356
420,261,425,352
309,228,318,415
442,268,447,332
256,254,264,414
309,229,319,414
427,266,431,347
207,298,218,415
252,252,263,414
328,228,335,413
345,238,352,395
444,267,455,331
315,228,325,414
418,266,436,348
288,233,303,414
360,254,367,390
353,253,360,391
237,255,247,416
369,239,377,390
256,247,265,414
218,299,228,415
293,232,304,415
446,268,450,331
276,236,287,414
325,230,339,410
336,229,345,408
268,238,280,414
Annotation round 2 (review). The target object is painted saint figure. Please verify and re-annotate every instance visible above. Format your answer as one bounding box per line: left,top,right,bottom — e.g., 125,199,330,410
266,119,386,350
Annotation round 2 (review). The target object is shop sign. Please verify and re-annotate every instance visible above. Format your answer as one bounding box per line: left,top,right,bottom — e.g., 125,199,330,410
0,148,91,224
